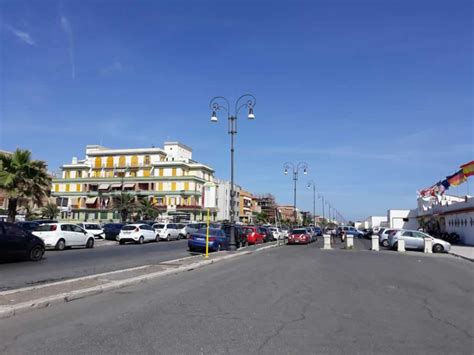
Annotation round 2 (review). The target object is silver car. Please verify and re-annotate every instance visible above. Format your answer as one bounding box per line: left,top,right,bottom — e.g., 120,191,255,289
388,230,451,253
379,228,401,247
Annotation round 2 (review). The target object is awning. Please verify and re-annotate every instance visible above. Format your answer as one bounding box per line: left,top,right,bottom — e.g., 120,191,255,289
110,183,122,189
123,183,135,189
98,184,110,190
85,197,98,204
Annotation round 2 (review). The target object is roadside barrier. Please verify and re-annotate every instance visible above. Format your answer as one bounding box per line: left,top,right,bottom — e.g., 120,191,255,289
397,238,406,252
346,235,354,249
424,237,432,253
323,235,332,249
371,235,379,251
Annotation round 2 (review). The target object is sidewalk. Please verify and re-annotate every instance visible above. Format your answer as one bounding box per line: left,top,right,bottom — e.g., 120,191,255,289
449,245,474,262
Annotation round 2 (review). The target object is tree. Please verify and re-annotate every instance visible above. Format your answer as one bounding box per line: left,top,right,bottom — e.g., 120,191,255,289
41,202,60,219
255,212,268,224
0,149,51,222
138,198,158,220
113,193,136,222
348,221,355,227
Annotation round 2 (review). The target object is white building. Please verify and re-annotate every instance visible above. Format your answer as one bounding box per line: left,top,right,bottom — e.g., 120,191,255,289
387,209,418,230
363,216,388,229
215,179,241,222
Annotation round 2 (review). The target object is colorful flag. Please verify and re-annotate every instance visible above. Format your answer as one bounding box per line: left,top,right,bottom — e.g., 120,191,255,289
460,160,474,177
446,169,467,187
441,179,450,190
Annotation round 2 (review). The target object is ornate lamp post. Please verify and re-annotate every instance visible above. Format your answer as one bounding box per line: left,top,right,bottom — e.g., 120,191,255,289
209,94,256,251
283,162,308,226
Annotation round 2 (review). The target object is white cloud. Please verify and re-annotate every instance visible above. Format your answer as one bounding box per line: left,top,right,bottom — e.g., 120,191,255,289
4,24,36,46
60,15,75,79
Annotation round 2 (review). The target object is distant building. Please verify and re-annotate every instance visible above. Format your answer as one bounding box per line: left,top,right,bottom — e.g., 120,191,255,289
239,190,254,224
255,194,277,223
363,216,388,229
51,142,215,222
215,179,241,222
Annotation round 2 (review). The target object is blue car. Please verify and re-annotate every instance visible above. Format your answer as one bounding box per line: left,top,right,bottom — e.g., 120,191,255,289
314,227,322,236
188,228,229,252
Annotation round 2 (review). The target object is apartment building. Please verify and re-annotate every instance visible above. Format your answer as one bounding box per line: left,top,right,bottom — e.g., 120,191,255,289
51,142,215,222
239,190,254,224
215,179,241,222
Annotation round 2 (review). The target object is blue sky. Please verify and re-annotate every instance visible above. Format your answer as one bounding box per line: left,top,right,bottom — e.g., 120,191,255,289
1,0,472,221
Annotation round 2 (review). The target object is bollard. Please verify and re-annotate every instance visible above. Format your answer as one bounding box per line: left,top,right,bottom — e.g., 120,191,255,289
323,235,331,249
371,235,379,251
424,237,432,253
397,238,405,252
346,235,354,249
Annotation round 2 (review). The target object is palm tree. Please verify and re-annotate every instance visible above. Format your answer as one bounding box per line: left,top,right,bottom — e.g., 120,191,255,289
113,193,136,222
138,198,158,220
41,202,60,219
255,212,268,224
0,149,51,222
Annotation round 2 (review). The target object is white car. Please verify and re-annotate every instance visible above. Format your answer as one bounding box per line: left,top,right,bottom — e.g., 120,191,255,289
268,227,282,240
118,224,157,244
176,223,188,239
33,223,95,250
152,223,181,241
77,223,104,239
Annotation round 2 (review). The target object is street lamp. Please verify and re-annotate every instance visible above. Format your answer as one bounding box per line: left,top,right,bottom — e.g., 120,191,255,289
283,162,308,226
307,180,316,226
318,194,325,221
209,94,256,251
325,201,331,223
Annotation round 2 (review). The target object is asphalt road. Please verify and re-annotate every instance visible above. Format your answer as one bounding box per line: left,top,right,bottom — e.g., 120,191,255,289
0,239,190,290
1,239,472,354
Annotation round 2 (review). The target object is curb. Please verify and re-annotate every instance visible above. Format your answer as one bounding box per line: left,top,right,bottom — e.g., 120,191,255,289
449,252,474,262
0,250,253,320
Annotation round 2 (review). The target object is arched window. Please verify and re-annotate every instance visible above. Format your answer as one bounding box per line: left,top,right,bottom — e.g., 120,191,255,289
106,156,114,168
131,156,138,167
94,157,102,168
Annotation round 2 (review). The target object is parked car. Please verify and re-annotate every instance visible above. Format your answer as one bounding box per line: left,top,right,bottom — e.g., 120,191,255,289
33,223,95,250
15,221,40,232
259,226,274,243
288,228,312,245
176,223,188,239
103,223,124,240
268,227,283,240
314,227,322,236
307,227,318,242
77,223,104,239
243,226,265,245
281,226,290,238
183,223,207,239
388,230,451,253
379,228,401,247
0,222,45,261
118,224,157,244
153,222,181,241
338,226,364,238
218,224,248,248
30,219,58,225
188,228,228,252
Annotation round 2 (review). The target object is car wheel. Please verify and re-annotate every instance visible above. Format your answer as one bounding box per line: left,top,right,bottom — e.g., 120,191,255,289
177,234,181,240
433,244,444,253
217,243,221,252
56,239,66,251
167,234,170,241
392,242,398,251
138,236,144,244
29,245,44,261
86,238,94,248
382,240,389,247
119,240,125,245
155,235,159,242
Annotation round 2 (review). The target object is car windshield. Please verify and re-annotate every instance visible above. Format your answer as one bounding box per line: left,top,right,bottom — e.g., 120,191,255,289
292,229,307,234
122,225,137,231
85,224,101,229
154,224,165,229
35,224,56,231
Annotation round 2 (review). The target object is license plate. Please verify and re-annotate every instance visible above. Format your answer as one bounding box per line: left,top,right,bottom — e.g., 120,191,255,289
123,231,130,234
196,237,204,241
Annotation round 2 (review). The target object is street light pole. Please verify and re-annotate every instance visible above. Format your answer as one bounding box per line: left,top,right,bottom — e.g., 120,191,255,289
209,94,256,251
318,194,325,222
307,180,316,226
283,162,308,226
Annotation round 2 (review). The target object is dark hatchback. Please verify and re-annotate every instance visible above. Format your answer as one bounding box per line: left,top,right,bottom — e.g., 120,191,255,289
0,222,45,261
103,223,125,240
219,224,248,248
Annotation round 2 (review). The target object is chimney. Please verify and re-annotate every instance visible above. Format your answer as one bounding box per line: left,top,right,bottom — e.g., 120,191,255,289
72,157,77,164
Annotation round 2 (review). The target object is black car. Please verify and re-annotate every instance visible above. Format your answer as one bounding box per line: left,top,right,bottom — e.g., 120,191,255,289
259,226,274,243
15,221,40,232
103,223,124,241
217,224,248,248
0,222,45,261
30,219,58,225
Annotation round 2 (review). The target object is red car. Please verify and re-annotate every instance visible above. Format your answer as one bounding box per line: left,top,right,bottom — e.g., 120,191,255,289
288,228,311,245
243,226,264,245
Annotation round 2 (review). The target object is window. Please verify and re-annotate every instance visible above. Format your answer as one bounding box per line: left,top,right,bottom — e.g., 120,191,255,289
65,184,70,192
402,231,413,237
171,182,176,191
94,157,102,168
61,225,73,231
72,225,85,233
131,156,138,167
65,171,70,178
77,170,82,178
172,168,177,177
159,168,164,177
76,184,81,192
143,169,150,177
55,184,59,192
4,224,27,238
184,182,189,190
119,156,126,167
144,155,150,165
157,182,163,191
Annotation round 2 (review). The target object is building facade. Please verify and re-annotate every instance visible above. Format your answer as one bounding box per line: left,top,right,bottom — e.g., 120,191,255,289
51,142,215,222
215,179,241,222
239,190,254,224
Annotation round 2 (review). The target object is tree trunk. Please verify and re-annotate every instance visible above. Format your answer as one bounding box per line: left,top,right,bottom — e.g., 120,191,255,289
7,198,18,223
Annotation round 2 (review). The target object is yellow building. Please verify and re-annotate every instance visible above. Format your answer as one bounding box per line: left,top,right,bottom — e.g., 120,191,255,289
52,142,215,222
239,190,254,224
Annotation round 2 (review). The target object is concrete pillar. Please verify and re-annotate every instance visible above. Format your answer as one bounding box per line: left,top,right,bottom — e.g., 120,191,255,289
323,235,331,249
346,235,354,249
397,238,405,252
371,235,379,251
424,237,432,253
